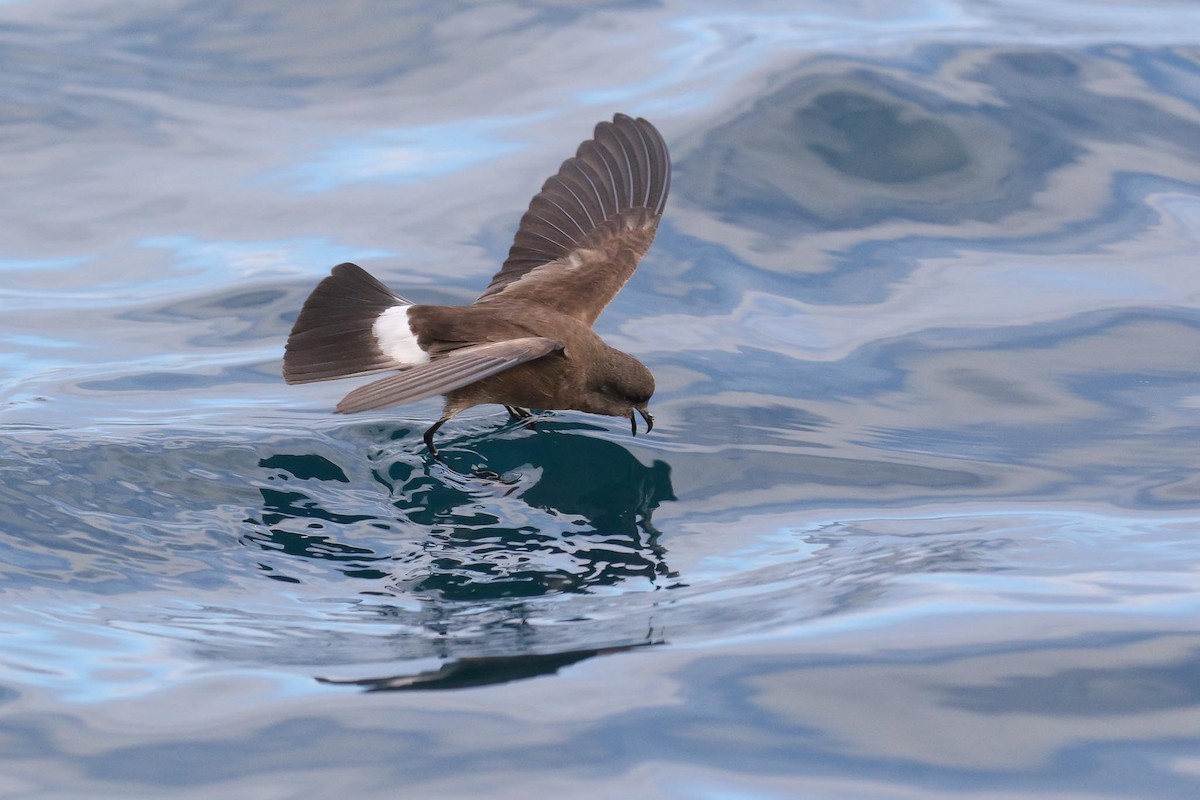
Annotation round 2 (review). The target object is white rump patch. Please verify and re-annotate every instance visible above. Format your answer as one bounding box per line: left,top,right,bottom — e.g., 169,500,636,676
373,305,430,366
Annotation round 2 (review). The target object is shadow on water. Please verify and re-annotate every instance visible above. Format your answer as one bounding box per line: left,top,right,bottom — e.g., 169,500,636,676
316,642,654,692
244,421,679,601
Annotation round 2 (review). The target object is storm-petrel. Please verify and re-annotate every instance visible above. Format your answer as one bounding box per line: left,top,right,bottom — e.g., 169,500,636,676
283,113,670,456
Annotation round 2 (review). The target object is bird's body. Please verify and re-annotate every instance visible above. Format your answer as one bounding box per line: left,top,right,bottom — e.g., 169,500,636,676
283,114,670,455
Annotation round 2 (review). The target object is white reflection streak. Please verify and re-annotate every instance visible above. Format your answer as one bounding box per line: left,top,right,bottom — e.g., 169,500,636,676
275,115,547,193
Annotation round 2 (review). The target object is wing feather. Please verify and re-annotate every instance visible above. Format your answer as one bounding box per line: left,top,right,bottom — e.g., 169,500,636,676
475,114,670,322
334,337,562,414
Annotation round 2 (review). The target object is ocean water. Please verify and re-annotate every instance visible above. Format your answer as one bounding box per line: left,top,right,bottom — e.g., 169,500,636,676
4,1,1200,797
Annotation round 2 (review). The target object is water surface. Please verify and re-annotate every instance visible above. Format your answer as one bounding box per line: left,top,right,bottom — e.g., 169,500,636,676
4,1,1200,797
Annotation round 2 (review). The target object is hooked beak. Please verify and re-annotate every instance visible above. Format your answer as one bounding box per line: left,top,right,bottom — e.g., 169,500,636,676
629,407,655,436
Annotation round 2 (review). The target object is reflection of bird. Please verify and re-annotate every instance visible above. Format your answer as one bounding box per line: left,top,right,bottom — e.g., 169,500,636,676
250,424,679,597
315,644,652,692
284,114,671,456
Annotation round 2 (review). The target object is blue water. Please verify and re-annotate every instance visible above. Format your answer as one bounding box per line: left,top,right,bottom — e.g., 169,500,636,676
4,1,1200,797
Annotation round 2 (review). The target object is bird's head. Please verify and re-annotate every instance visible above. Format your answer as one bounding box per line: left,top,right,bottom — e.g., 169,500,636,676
585,349,655,436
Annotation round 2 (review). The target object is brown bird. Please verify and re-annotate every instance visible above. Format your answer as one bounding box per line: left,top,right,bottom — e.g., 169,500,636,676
283,113,670,456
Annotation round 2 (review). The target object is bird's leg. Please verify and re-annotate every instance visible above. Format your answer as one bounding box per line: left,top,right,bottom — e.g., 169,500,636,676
423,414,452,459
504,405,537,431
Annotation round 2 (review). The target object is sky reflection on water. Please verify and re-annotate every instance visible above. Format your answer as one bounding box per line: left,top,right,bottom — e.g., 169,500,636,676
3,0,1200,798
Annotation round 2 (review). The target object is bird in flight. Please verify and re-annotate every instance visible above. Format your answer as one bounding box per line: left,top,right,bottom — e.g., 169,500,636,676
283,113,671,457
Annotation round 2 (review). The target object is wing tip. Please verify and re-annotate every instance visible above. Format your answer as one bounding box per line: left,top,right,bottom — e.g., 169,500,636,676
487,113,671,295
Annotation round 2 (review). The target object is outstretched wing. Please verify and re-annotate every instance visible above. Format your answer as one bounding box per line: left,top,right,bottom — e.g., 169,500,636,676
334,337,562,414
474,113,670,325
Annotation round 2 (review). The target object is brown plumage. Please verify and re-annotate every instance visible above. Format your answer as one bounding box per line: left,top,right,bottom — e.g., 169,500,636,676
283,114,670,456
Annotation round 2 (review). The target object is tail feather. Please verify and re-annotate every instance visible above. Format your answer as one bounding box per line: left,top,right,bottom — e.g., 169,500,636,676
283,262,412,384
